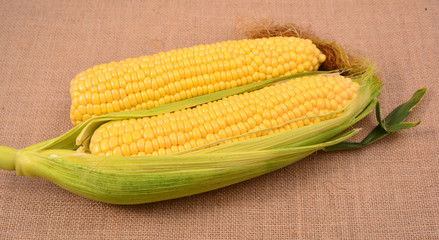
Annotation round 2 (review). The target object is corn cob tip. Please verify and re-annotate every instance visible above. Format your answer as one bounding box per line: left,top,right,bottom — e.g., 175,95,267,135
241,20,367,74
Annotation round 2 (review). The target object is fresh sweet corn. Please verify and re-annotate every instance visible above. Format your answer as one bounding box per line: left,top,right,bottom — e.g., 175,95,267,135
89,75,359,156
1,64,424,205
70,37,326,125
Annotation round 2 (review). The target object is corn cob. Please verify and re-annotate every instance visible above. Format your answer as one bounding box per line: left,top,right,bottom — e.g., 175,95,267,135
70,37,326,125
89,75,359,156
0,66,425,204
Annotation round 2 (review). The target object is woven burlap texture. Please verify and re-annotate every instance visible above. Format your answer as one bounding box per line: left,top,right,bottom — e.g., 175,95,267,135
0,0,438,239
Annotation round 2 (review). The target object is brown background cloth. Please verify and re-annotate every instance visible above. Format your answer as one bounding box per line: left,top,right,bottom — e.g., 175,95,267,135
0,0,438,239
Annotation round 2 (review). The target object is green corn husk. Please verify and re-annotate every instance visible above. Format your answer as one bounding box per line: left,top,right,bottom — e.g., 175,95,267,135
0,64,425,205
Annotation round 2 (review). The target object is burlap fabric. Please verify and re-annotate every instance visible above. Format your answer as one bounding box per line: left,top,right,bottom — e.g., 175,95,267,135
0,0,438,239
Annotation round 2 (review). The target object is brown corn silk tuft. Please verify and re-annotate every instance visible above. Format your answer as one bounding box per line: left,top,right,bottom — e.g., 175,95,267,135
239,20,370,76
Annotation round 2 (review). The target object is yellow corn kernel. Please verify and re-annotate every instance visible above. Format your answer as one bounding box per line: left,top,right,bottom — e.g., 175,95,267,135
70,37,326,125
89,74,358,156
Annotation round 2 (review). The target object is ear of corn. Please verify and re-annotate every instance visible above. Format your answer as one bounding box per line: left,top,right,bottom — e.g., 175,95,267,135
0,65,425,205
88,74,360,156
70,37,326,125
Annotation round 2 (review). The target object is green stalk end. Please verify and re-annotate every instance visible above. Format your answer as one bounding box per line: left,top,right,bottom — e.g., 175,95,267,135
0,146,18,171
